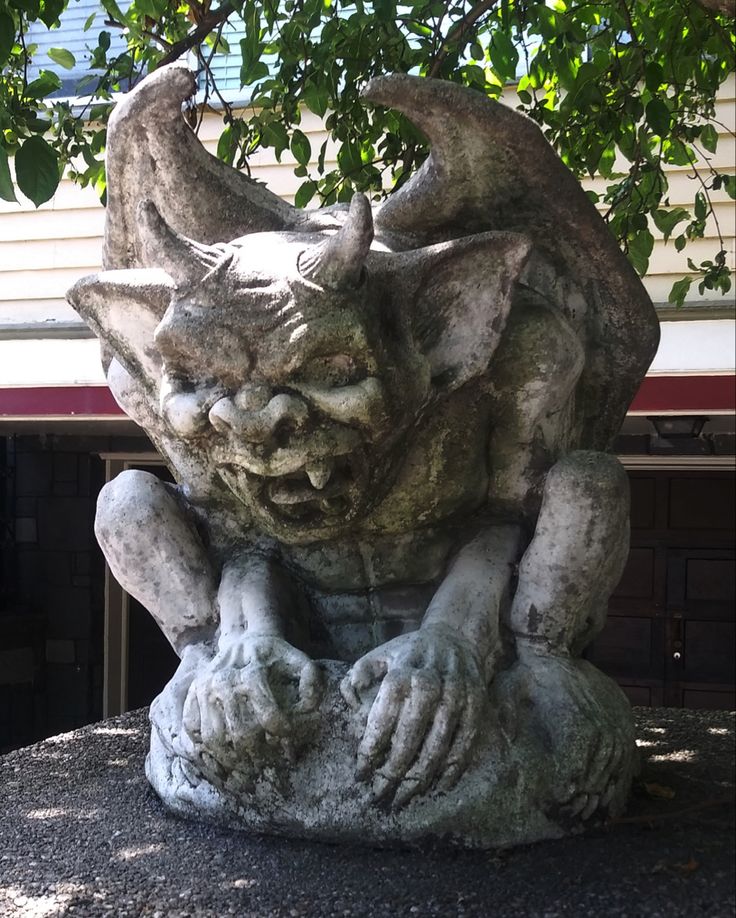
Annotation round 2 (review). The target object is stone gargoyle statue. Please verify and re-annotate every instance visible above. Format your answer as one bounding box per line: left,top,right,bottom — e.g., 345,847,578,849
67,63,659,848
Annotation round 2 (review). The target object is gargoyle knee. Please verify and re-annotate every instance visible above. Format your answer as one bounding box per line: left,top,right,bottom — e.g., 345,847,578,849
95,469,175,545
96,469,216,652
543,450,629,511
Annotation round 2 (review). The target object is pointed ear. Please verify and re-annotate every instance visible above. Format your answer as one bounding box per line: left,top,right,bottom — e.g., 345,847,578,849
66,268,174,389
407,232,532,390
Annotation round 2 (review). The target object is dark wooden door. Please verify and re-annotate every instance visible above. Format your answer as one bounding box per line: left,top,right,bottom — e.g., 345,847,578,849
665,547,735,708
587,470,735,709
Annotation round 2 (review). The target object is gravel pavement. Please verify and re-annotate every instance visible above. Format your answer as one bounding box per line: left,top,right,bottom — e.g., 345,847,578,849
0,707,734,917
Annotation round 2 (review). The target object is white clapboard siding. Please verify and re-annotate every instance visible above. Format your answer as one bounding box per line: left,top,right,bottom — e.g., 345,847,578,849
0,77,733,329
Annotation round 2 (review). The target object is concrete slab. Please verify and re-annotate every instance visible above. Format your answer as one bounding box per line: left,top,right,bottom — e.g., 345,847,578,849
0,707,733,917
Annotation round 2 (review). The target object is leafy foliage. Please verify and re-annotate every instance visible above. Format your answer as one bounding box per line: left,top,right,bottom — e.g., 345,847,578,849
1,0,734,303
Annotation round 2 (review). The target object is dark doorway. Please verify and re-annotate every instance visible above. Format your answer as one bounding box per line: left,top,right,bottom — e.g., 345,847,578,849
587,469,736,709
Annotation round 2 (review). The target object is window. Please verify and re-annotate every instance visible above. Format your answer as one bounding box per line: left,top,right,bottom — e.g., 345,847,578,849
24,0,131,99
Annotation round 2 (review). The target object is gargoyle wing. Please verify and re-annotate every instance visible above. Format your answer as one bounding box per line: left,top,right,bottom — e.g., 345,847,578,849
362,74,660,454
102,64,300,270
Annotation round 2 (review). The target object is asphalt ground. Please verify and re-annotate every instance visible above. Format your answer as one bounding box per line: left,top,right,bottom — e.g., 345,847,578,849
0,706,734,917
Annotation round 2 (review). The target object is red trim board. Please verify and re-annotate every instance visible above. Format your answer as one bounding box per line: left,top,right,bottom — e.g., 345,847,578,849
629,375,735,413
0,386,124,417
0,375,734,419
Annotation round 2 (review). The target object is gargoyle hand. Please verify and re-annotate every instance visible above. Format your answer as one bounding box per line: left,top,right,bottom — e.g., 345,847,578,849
340,624,486,807
182,634,322,767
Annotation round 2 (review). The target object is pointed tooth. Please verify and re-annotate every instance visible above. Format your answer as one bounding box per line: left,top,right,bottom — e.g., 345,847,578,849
306,460,333,490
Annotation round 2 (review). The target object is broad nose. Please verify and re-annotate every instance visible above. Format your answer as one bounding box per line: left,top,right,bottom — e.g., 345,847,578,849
209,390,309,444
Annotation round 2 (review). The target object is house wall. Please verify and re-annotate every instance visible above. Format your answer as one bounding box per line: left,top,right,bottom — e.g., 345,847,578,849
0,77,734,335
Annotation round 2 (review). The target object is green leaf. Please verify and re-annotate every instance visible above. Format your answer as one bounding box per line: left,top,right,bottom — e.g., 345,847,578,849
628,228,654,276
489,29,519,82
15,135,60,207
216,126,234,164
644,62,664,92
261,121,289,158
674,235,687,252
304,82,329,118
83,11,96,30
291,129,311,166
100,0,129,27
27,117,53,133
0,10,14,68
337,140,362,175
39,0,65,27
652,207,689,242
668,276,692,307
645,98,670,137
14,0,39,16
0,146,17,203
374,0,395,21
294,179,317,209
700,123,718,154
240,60,269,86
694,191,707,221
724,175,736,201
598,145,616,179
48,47,76,69
25,70,62,98
664,138,692,167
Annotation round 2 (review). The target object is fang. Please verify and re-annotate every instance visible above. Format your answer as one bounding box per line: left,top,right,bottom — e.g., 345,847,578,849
306,460,333,490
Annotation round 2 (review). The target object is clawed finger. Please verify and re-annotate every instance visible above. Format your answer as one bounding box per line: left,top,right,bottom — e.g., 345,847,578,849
182,684,202,741
356,671,406,781
198,684,227,749
340,674,362,710
372,671,441,803
393,678,464,807
436,686,483,792
241,665,292,737
344,654,390,704
295,661,323,713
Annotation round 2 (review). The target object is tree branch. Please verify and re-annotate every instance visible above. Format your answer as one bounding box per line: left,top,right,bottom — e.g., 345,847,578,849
694,0,735,15
154,2,235,69
428,0,498,78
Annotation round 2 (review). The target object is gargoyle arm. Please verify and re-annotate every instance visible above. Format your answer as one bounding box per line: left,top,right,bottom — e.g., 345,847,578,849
421,524,523,681
217,554,304,647
509,451,630,656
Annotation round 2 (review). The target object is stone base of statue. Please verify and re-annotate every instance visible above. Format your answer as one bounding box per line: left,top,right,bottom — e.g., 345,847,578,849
147,654,637,848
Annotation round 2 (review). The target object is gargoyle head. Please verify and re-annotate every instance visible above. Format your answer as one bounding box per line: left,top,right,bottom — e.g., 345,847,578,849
69,65,658,542
69,194,531,543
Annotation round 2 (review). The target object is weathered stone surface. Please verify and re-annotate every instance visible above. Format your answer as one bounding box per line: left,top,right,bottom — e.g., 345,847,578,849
66,63,659,847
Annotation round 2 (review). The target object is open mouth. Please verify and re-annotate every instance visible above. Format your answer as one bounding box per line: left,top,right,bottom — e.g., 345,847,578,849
218,452,365,523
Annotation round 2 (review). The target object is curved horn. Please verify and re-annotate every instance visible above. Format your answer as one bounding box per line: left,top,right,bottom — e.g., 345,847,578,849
104,63,299,270
298,193,374,289
137,200,231,288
